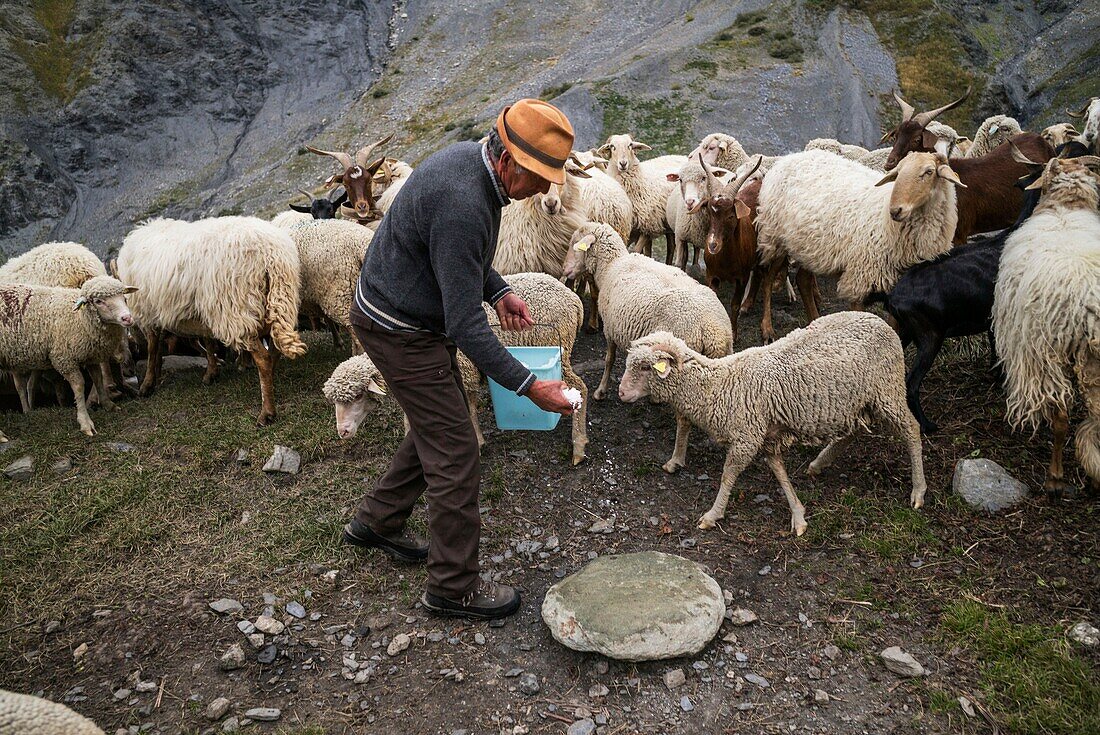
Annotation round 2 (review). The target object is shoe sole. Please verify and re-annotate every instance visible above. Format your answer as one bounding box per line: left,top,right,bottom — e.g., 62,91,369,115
342,528,427,564
420,593,520,620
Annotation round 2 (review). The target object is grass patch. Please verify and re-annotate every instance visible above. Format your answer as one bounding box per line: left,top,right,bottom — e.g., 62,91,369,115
594,84,694,154
684,58,718,74
9,0,96,103
540,81,573,100
940,600,1100,734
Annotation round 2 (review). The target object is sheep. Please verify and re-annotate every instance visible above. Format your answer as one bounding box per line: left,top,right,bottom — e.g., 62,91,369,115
0,688,105,735
596,134,685,263
804,138,870,161
1041,122,1080,149
562,222,732,473
964,115,1024,158
118,216,306,425
0,241,106,287
0,276,136,435
282,219,374,355
326,272,589,465
664,156,731,270
692,133,753,171
992,152,1100,494
375,158,414,214
305,133,392,223
754,150,962,340
564,151,633,243
618,314,926,536
1066,97,1099,153
855,147,891,171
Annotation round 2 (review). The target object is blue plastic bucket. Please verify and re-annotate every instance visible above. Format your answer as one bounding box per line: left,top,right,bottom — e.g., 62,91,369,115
488,346,563,430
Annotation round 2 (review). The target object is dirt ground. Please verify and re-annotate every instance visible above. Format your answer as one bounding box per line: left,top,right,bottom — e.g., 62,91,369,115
0,273,1097,735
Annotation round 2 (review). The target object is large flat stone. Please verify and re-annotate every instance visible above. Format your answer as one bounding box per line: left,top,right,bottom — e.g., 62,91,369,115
542,551,724,661
953,458,1027,512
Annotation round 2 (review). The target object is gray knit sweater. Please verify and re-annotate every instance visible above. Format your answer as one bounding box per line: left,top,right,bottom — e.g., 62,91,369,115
351,141,535,393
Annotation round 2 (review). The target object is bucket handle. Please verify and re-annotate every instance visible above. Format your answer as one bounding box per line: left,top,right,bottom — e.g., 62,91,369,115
489,321,564,355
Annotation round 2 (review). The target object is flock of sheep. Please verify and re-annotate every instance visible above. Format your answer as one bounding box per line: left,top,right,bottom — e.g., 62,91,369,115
0,91,1097,538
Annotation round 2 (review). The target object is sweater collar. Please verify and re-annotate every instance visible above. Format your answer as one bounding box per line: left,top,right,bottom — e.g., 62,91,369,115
481,143,510,206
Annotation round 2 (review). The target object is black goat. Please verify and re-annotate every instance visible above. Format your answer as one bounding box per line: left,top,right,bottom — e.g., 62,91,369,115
289,187,347,219
867,140,1090,433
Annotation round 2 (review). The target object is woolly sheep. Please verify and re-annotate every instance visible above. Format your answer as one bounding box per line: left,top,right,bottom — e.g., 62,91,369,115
1067,97,1099,153
993,153,1100,493
562,222,732,473
596,134,685,262
326,273,589,465
562,151,633,243
0,689,105,735
118,216,306,425
0,276,136,435
804,138,870,161
619,314,926,536
754,150,962,337
0,241,106,287
965,115,1023,158
494,164,590,279
375,159,414,214
281,218,374,354
695,133,782,177
271,210,313,229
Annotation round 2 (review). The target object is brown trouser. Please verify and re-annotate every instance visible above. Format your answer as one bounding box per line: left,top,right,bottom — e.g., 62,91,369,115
352,319,481,599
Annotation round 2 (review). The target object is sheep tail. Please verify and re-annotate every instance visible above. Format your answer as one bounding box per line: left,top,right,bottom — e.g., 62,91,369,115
264,251,307,359
1075,416,1100,485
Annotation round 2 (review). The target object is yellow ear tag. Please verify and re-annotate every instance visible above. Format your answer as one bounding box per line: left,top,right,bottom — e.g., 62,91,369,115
574,241,590,252
653,359,669,377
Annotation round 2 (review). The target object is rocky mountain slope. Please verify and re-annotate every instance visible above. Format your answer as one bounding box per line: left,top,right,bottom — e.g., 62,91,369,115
0,0,1096,256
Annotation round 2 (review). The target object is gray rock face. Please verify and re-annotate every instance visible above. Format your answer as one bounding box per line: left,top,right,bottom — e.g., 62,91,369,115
262,446,300,474
953,459,1028,512
219,643,245,671
542,551,725,661
880,646,926,677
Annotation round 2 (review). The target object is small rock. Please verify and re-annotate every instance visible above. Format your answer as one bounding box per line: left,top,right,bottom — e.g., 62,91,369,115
256,645,277,664
958,696,976,717
814,689,829,704
517,672,540,695
222,717,239,733
50,457,73,474
1068,622,1099,647
594,659,609,675
953,458,1028,512
822,644,841,661
72,642,88,660
232,449,249,465
44,620,61,634
880,646,926,677
680,696,694,712
210,599,244,615
728,608,758,626
807,665,822,680
106,442,135,453
113,688,131,701
253,616,284,635
474,632,486,646
567,719,595,735
219,643,245,671
262,446,300,474
134,681,157,694
587,519,613,534
588,684,608,698
663,668,686,690
285,602,306,619
386,633,411,656
205,697,231,721
3,456,33,481
243,707,281,722
744,673,770,689
247,634,265,649
504,667,524,678
679,538,697,549
757,565,771,576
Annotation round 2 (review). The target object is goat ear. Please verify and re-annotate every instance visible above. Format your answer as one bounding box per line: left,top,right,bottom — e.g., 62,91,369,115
875,168,899,186
289,203,310,213
920,130,939,151
324,173,343,186
666,173,680,182
366,157,385,176
366,378,387,397
936,165,967,188
734,199,750,219
630,141,652,151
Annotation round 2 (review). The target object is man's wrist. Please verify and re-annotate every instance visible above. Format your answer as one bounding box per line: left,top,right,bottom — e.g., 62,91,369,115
516,373,536,395
489,285,512,306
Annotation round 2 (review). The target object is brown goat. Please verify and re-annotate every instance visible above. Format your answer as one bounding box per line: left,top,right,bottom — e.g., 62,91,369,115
306,133,392,224
882,86,971,172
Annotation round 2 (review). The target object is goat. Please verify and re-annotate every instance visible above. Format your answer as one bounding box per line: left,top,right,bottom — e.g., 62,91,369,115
305,134,392,224
289,187,347,219
1067,97,1100,154
881,86,971,171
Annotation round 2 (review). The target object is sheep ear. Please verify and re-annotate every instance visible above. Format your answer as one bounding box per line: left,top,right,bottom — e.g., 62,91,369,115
367,378,386,396
937,165,967,187
875,168,899,186
1024,178,1044,190
595,143,611,156
989,124,999,135
652,359,671,378
718,141,728,151
72,297,88,311
567,166,592,179
666,173,680,182
734,199,750,219
122,286,139,294
630,141,652,151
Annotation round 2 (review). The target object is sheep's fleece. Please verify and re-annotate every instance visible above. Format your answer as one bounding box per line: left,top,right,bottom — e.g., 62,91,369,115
0,689,105,735
0,241,106,287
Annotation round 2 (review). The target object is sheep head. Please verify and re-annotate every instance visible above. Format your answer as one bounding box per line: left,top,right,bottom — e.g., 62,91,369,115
875,152,966,222
883,86,971,170
561,228,597,281
1040,123,1080,150
597,134,651,176
73,275,137,327
306,133,393,222
620,332,685,403
693,133,735,167
323,355,388,439
539,153,592,216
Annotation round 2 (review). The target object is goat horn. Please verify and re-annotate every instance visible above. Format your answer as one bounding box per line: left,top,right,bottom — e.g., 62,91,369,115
913,85,972,128
355,133,395,168
298,188,314,201
893,90,916,123
728,155,763,196
698,152,715,200
1009,143,1043,168
305,145,353,170
1066,99,1094,118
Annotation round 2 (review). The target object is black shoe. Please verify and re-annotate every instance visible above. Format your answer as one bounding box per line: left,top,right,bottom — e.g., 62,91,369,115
421,581,521,620
342,519,428,563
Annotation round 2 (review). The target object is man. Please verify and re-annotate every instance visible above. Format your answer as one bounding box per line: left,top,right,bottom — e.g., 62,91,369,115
343,99,577,619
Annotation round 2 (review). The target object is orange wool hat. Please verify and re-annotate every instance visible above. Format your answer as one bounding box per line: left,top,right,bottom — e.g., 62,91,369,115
495,99,575,185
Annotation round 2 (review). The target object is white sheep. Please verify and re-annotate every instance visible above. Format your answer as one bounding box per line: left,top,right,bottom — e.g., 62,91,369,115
280,218,374,354
619,314,926,536
0,689,105,735
564,151,633,243
1040,122,1081,150
375,158,414,214
804,138,870,161
596,134,686,262
270,209,314,229
1067,97,1099,153
754,150,962,339
118,216,306,425
0,276,136,435
993,153,1100,492
493,172,589,279
964,115,1023,158
562,222,732,473
664,156,730,270
694,132,782,177
0,241,106,287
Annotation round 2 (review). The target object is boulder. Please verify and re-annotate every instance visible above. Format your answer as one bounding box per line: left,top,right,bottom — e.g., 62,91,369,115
953,458,1027,512
542,551,724,661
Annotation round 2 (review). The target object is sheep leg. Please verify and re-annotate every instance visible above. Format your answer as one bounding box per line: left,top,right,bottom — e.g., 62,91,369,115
12,372,31,413
808,435,855,477
200,337,221,385
563,363,588,466
593,341,616,400
349,327,364,356
673,233,688,270
89,364,117,412
905,328,945,434
664,226,675,265
250,338,278,426
1043,408,1072,496
139,329,162,396
795,268,821,321
585,278,601,332
759,258,787,344
326,317,344,350
739,267,761,316
691,245,701,268
764,450,808,536
698,443,756,529
633,233,652,258
663,412,692,474
63,369,95,436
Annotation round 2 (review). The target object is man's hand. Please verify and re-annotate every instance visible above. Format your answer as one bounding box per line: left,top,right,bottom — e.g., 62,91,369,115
496,292,534,331
524,379,574,415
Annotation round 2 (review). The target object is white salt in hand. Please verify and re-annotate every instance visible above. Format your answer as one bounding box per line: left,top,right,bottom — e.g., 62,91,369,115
561,386,583,410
